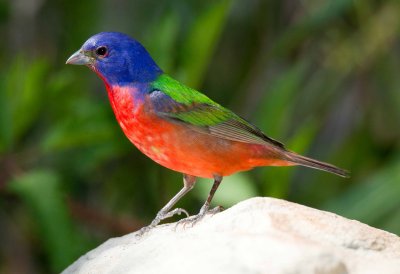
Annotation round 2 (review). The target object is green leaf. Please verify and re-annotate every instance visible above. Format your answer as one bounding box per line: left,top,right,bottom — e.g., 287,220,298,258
255,61,308,138
8,170,90,272
271,0,355,57
0,57,49,151
178,0,231,88
145,10,180,72
323,157,400,227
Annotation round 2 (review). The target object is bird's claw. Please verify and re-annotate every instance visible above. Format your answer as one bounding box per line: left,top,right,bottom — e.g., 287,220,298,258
136,207,190,238
160,207,190,221
208,205,224,214
175,205,224,230
136,225,152,238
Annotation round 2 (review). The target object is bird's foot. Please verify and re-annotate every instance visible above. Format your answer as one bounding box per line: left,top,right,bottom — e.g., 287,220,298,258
176,205,224,229
136,207,189,237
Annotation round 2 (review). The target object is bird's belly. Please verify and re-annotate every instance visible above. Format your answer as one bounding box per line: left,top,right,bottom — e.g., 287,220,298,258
128,125,248,178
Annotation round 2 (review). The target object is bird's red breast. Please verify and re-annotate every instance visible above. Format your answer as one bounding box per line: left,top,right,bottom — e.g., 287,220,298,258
105,85,293,179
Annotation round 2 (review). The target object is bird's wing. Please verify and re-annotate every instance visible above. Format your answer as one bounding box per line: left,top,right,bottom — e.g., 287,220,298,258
149,74,285,148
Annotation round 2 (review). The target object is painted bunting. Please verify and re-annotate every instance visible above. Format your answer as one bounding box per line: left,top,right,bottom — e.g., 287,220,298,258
66,32,348,230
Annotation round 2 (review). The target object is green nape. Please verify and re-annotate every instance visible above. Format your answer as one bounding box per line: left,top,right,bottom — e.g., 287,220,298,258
151,74,233,127
151,74,219,106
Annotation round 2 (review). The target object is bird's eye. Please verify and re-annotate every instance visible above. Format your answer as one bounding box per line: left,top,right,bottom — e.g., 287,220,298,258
95,46,108,57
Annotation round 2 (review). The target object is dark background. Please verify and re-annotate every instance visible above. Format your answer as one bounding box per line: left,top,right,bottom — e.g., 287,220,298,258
1,0,399,273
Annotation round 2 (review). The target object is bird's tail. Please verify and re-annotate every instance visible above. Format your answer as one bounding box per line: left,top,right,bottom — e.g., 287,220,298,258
283,151,349,178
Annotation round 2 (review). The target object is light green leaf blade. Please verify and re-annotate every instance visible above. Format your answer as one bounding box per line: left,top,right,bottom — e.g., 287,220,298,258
179,0,231,88
8,170,91,272
323,156,400,227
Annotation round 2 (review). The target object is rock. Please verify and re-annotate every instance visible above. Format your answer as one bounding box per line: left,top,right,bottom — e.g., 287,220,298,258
63,197,400,274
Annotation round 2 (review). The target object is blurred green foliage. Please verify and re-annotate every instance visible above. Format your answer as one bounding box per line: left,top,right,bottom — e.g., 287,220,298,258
0,0,399,273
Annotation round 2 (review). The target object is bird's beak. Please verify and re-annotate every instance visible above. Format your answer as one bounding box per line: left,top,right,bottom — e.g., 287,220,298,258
66,50,92,65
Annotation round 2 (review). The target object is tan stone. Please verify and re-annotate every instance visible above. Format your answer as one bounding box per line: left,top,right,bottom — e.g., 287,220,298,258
63,197,400,274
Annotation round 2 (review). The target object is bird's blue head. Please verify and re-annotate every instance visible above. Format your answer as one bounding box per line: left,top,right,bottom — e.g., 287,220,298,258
66,32,163,85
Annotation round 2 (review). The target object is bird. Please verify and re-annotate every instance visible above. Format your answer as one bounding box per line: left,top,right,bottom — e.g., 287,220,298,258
66,32,348,231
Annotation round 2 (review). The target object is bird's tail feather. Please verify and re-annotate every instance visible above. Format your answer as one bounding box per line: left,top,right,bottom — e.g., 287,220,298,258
284,151,349,178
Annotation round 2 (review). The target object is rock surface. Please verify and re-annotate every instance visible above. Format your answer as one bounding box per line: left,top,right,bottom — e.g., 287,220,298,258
63,197,400,274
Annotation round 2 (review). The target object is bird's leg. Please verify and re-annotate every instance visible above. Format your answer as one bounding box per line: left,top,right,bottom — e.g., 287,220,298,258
178,175,223,227
198,175,223,216
138,174,196,235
